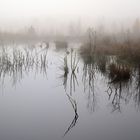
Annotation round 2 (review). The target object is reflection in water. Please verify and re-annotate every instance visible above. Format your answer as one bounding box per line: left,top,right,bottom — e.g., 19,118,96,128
1,42,140,140
106,63,132,112
134,65,140,110
80,47,140,112
70,72,79,95
82,63,96,112
0,43,48,87
81,54,108,112
106,62,140,112
69,49,79,95
59,50,79,136
64,94,78,137
60,49,79,95
59,53,69,91
1,42,140,111
106,84,123,113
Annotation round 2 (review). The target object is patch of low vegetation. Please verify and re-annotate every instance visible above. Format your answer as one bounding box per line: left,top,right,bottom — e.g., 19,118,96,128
55,41,68,51
108,63,131,83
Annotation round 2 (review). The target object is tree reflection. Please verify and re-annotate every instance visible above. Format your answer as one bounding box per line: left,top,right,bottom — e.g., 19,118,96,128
82,63,96,112
134,64,140,110
106,63,132,113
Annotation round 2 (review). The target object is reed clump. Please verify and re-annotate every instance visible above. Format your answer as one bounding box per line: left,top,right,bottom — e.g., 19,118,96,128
80,30,140,65
108,63,131,83
63,55,69,76
0,43,49,85
55,41,68,51
70,49,79,73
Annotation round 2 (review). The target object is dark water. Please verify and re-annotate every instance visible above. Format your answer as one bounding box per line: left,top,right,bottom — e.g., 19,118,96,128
0,42,140,140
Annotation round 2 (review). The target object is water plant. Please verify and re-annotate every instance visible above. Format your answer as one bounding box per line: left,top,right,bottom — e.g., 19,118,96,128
70,48,79,73
0,43,49,86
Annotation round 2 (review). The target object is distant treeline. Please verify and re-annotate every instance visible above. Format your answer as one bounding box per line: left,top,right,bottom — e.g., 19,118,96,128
0,18,140,43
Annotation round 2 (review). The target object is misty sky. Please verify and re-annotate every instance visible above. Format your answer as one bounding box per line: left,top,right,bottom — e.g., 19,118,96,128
0,0,139,18
0,0,139,31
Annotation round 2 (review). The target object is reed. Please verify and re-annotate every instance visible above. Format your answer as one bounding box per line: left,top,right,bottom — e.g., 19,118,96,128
0,43,49,86
70,48,79,73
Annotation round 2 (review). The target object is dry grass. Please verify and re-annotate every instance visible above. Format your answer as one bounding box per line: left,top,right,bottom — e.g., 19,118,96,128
80,32,140,66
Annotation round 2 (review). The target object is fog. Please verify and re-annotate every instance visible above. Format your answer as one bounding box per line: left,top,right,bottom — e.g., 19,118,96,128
0,0,140,18
1,1,140,140
0,0,140,32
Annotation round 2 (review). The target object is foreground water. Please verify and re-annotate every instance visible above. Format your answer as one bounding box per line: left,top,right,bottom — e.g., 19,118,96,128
0,42,140,140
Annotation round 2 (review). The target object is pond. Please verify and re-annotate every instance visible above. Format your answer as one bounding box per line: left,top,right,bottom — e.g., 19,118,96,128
0,42,140,140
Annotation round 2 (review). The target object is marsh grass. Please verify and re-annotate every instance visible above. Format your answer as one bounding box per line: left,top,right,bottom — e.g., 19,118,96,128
55,41,68,52
70,48,79,73
59,50,79,95
59,53,69,76
64,55,69,75
80,29,140,67
108,63,131,83
0,43,49,86
58,54,69,91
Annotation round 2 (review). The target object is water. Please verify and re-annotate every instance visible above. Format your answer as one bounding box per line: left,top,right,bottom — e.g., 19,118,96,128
0,42,140,140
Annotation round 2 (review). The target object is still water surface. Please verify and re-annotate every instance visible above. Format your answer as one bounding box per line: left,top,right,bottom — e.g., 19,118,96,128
0,43,140,140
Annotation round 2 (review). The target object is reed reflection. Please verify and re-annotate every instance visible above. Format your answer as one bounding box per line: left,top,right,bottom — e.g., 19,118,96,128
0,43,49,87
58,48,79,136
64,94,78,136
